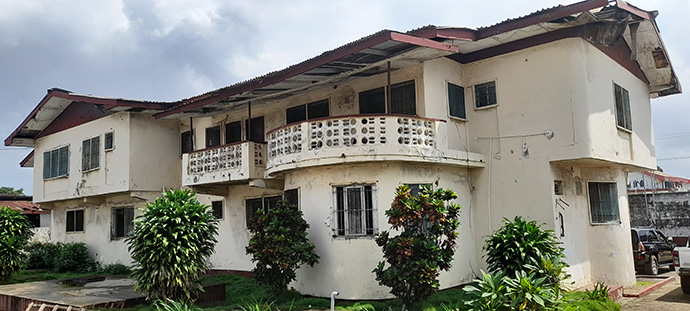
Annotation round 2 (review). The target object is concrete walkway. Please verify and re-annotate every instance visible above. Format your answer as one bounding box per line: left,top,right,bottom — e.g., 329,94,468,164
620,271,690,310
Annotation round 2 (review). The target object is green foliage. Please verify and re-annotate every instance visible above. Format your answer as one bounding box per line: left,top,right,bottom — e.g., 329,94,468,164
483,216,566,279
127,189,219,303
154,299,202,311
246,200,319,295
54,242,99,272
504,270,560,311
101,263,132,275
238,297,277,311
585,282,610,301
461,271,509,311
0,206,34,283
373,185,461,309
0,187,25,195
26,242,60,269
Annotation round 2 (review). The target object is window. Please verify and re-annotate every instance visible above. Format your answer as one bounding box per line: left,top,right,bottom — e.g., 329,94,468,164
181,131,193,153
66,209,84,232
225,121,242,144
406,183,432,197
111,207,134,239
614,83,632,131
358,80,416,115
284,188,299,208
206,126,221,148
43,146,69,179
245,195,282,225
334,184,375,237
474,81,497,108
104,132,114,151
448,83,466,119
82,136,100,171
286,100,330,124
588,182,620,224
211,200,223,219
246,116,265,143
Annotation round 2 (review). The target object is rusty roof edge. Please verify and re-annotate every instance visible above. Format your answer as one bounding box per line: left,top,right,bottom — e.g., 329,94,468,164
20,150,34,167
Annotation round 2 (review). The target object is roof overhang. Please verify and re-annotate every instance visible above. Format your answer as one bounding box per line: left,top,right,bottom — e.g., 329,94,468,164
5,89,173,147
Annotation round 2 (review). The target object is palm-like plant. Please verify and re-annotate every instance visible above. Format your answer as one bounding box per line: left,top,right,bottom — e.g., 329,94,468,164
0,206,34,283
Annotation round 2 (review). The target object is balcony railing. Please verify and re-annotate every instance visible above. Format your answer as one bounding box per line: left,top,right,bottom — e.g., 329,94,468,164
182,141,266,186
266,115,484,175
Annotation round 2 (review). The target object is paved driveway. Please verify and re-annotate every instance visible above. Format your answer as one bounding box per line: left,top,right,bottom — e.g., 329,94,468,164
620,271,690,310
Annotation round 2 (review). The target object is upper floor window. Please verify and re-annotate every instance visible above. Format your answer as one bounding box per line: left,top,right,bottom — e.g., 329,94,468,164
614,83,632,131
181,131,193,153
474,81,497,108
286,99,330,124
588,182,620,224
334,184,376,237
82,136,100,172
43,146,69,179
358,80,416,115
104,132,114,151
225,121,242,144
111,206,134,239
447,83,466,119
66,209,84,232
206,126,221,148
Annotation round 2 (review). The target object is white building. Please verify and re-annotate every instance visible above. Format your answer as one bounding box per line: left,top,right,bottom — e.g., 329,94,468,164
4,0,681,299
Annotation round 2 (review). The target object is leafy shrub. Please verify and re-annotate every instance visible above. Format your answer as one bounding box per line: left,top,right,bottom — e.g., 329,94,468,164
461,270,509,311
373,185,461,309
26,242,59,269
504,270,560,311
127,189,219,303
154,299,202,311
54,242,99,272
246,200,319,294
585,282,610,301
101,263,132,275
0,206,34,283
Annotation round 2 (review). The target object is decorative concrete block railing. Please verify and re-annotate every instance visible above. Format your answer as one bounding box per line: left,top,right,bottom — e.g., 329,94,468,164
266,114,484,175
182,141,266,186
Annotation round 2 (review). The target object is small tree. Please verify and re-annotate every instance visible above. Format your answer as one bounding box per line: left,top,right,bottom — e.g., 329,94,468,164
127,189,218,303
373,185,461,309
246,200,319,294
0,206,34,283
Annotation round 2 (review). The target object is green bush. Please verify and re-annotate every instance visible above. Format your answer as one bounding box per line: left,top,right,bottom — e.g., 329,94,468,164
127,189,219,303
373,185,461,309
461,271,509,311
585,282,610,301
0,206,34,283
54,242,99,272
154,299,202,311
246,200,319,295
101,263,132,275
26,242,58,269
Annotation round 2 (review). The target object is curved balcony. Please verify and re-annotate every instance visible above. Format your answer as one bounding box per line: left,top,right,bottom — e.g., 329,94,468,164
266,114,484,176
182,141,266,187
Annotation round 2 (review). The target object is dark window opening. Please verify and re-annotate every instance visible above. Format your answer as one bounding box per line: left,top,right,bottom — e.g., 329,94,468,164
358,81,416,115
206,126,221,148
211,200,223,219
284,188,299,208
405,183,433,197
614,83,632,131
246,117,265,143
474,81,497,108
245,195,282,225
334,185,375,236
359,87,386,114
225,121,242,144
66,209,84,232
588,182,620,224
82,136,100,171
111,207,134,239
448,83,466,119
286,105,307,124
287,100,330,124
104,132,114,151
43,146,69,179
181,131,193,153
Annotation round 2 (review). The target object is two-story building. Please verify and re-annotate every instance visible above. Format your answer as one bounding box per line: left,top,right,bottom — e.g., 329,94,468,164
5,0,681,299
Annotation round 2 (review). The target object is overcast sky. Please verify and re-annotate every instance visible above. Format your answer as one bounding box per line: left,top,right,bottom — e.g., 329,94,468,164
1,0,688,195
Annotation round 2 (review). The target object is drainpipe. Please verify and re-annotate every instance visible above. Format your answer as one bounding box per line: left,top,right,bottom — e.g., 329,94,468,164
189,117,195,151
330,291,339,311
387,61,392,114
247,101,252,142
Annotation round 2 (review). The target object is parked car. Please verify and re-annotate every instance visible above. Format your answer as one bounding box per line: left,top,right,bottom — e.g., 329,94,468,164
674,238,690,294
631,228,675,275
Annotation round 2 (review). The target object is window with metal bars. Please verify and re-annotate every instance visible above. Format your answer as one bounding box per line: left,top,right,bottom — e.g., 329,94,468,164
43,146,69,179
334,185,376,237
82,136,100,171
474,81,497,108
588,182,620,224
104,132,114,151
447,82,466,119
111,206,134,239
614,83,632,131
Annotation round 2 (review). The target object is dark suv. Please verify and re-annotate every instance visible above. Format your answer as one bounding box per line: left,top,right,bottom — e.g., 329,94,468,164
631,228,676,275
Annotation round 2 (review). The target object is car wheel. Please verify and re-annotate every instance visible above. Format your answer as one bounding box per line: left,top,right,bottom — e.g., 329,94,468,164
682,276,690,295
645,256,659,275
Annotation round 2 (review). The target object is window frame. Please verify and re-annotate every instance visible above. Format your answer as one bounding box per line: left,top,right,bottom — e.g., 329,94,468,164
66,209,85,233
284,188,299,209
225,121,243,145
104,132,115,151
587,181,621,225
211,200,224,220
206,125,221,148
43,145,69,180
613,83,632,132
447,82,466,120
358,80,417,116
473,80,498,109
286,99,330,124
333,184,377,238
111,206,134,240
404,183,433,197
245,195,283,226
81,136,100,172
181,130,193,154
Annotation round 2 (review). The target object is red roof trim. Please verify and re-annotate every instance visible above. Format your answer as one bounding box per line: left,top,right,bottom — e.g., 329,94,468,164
20,150,33,167
615,0,656,20
477,0,610,39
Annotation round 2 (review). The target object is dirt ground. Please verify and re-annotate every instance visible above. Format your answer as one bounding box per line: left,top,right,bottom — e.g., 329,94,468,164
620,270,690,310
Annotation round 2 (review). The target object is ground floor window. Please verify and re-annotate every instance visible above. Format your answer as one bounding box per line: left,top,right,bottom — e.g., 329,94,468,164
284,188,299,208
245,195,282,225
66,209,84,232
588,182,620,224
334,184,376,237
111,206,134,239
211,200,224,219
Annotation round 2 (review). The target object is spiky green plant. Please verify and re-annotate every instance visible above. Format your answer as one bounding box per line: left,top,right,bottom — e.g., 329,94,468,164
154,299,202,311
0,206,34,283
246,200,319,294
127,189,218,303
